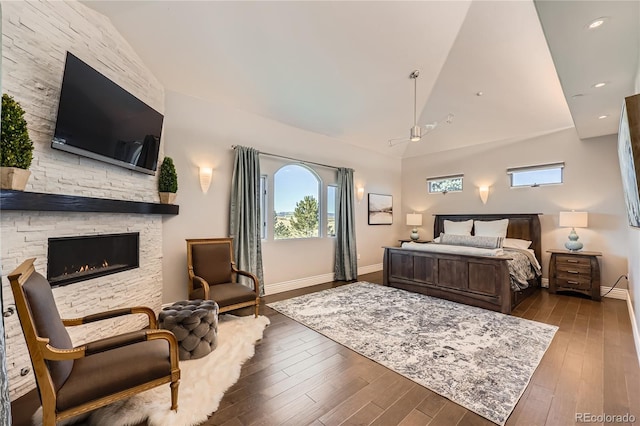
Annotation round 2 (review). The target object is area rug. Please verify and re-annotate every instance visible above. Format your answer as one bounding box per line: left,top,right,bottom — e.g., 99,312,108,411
268,282,557,425
33,314,270,426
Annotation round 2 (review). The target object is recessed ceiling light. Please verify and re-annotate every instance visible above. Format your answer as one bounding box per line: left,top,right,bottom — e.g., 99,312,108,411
587,17,607,29
598,115,609,119
593,82,607,88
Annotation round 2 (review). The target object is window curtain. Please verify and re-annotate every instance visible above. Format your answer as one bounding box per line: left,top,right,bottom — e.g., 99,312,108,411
334,167,358,281
229,146,265,296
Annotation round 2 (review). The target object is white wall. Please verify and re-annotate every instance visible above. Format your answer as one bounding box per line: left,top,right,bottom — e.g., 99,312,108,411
401,128,629,290
161,90,402,302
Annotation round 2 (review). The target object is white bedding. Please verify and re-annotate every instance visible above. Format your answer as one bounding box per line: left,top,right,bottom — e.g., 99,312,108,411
400,242,504,257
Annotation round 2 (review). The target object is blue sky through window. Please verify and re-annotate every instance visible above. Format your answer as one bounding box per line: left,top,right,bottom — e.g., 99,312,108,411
511,168,562,187
274,165,319,212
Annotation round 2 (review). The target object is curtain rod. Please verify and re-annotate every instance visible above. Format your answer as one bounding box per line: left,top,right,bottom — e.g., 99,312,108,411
231,145,341,171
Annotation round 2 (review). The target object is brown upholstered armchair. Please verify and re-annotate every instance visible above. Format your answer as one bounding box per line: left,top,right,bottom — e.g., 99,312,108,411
186,237,260,317
8,258,180,426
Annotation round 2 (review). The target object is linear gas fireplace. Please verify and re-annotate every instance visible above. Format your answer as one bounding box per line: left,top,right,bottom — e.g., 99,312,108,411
47,232,139,287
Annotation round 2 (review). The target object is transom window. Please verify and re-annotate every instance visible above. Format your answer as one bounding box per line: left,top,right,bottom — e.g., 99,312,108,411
507,162,564,187
274,164,320,239
427,174,464,194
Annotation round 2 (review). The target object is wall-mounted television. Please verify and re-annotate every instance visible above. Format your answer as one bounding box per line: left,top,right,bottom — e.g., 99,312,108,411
52,52,163,175
618,93,640,228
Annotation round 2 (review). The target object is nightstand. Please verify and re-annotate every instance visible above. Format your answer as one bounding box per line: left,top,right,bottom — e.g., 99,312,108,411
547,250,602,301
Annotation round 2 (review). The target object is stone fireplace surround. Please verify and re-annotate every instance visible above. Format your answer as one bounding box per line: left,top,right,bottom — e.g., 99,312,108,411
2,211,165,400
1,0,168,399
1,192,181,400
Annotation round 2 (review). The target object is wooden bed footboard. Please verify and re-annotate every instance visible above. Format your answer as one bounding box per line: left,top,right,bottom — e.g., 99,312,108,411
383,247,514,313
383,213,542,314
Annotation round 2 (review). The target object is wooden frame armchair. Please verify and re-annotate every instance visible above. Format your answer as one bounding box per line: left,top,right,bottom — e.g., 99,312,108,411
8,258,180,426
186,238,260,317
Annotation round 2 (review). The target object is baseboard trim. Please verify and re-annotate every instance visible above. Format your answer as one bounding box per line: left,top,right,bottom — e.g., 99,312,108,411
265,272,335,295
601,286,628,300
358,263,383,275
627,293,640,368
265,263,384,295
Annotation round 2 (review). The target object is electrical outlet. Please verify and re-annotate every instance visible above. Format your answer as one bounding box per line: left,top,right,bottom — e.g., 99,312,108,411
357,253,361,260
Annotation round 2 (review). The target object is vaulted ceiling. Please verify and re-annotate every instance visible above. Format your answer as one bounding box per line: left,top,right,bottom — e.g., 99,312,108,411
83,1,639,159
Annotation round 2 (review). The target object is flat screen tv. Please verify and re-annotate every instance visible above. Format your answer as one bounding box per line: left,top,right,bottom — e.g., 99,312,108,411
52,52,163,175
618,93,640,228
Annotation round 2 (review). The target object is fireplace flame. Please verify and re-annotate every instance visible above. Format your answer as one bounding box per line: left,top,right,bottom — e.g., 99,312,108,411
61,261,111,276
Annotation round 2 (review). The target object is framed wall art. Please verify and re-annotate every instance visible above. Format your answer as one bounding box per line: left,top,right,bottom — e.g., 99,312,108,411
368,193,393,225
618,94,640,228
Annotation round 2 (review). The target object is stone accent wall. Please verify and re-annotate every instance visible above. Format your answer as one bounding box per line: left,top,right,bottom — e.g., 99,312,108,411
1,1,166,399
0,5,11,424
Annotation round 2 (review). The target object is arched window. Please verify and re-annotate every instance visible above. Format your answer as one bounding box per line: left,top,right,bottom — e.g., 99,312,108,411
274,164,320,239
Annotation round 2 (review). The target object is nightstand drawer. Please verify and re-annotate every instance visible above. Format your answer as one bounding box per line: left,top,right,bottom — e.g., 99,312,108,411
557,271,591,282
556,277,591,290
556,263,591,275
555,255,591,266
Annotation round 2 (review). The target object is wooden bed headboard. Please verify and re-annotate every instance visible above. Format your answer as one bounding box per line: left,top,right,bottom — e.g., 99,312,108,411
433,213,542,261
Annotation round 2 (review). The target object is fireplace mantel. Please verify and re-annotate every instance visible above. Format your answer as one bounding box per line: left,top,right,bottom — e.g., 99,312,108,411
0,190,179,215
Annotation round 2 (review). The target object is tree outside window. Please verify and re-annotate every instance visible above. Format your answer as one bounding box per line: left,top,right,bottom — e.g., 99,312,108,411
427,175,463,194
274,164,320,239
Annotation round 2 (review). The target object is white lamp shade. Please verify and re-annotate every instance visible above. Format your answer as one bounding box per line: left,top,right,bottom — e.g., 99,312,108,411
406,213,423,226
199,167,213,193
559,211,588,228
356,186,365,202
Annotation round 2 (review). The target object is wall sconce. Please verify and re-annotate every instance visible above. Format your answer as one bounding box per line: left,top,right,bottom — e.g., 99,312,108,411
479,186,489,204
199,167,213,193
356,186,365,202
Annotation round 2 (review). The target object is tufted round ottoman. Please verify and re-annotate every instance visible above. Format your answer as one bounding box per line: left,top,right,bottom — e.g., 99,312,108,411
159,300,218,360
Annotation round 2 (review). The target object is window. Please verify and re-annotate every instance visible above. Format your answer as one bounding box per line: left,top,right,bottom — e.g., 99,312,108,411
327,185,336,237
260,175,267,239
427,174,464,194
508,162,564,187
274,164,320,239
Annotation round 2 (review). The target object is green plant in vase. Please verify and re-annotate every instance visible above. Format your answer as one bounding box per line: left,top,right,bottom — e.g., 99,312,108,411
158,156,178,204
1,94,34,190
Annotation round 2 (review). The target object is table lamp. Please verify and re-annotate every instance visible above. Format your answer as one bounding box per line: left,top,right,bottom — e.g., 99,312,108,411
406,213,423,241
559,211,588,251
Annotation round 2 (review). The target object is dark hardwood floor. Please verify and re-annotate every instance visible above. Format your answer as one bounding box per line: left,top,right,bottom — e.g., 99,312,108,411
11,271,640,425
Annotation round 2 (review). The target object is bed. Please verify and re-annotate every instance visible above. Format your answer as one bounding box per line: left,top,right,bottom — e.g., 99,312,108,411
383,213,542,314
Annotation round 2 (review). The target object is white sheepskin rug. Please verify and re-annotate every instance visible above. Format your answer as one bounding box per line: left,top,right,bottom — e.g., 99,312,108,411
33,314,270,426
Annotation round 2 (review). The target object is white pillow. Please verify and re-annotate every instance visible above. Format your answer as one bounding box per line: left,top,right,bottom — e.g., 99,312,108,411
474,219,509,238
503,238,532,250
443,219,473,236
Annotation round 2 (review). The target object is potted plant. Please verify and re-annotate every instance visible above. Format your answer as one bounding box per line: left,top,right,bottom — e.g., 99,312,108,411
1,94,34,190
158,156,178,204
